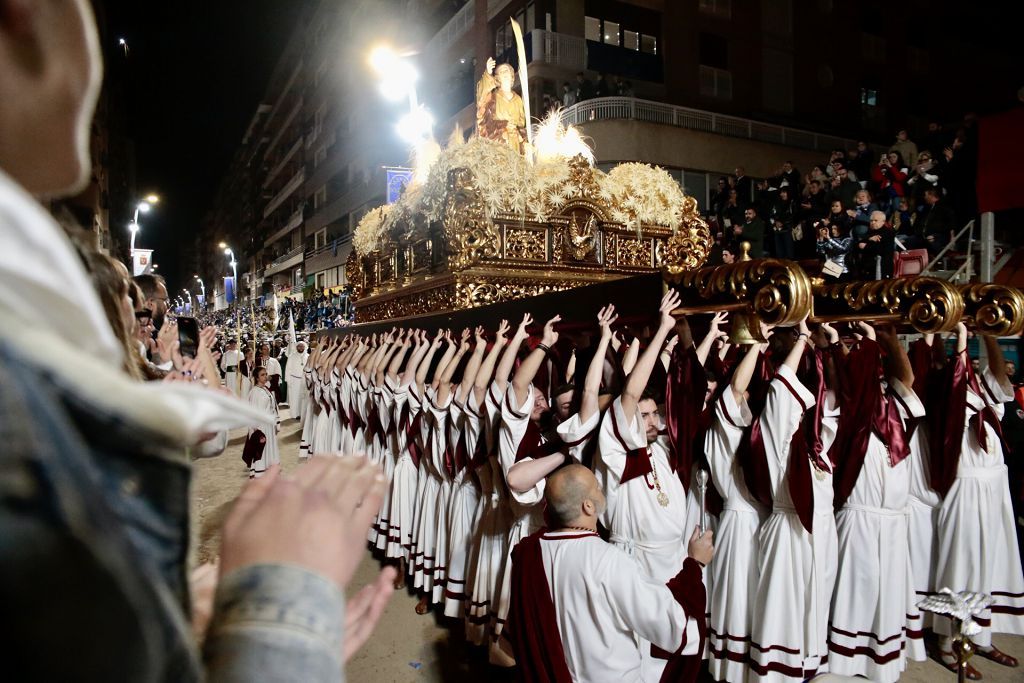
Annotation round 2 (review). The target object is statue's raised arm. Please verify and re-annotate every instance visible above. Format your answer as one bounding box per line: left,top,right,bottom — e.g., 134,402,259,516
475,56,527,154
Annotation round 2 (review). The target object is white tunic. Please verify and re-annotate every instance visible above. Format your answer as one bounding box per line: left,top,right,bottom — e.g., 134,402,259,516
245,384,280,475
705,390,761,683
538,530,701,683
220,348,242,396
749,365,836,683
595,396,693,682
386,379,418,561
828,379,925,682
444,388,483,618
934,365,1024,645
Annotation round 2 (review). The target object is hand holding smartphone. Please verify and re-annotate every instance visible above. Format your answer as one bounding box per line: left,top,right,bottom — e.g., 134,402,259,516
178,317,200,359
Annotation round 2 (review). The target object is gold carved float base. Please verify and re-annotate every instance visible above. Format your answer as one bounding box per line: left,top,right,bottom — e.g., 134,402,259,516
355,267,630,323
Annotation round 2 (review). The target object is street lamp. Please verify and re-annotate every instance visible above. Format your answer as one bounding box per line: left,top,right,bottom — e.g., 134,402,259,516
368,43,430,142
194,275,206,310
128,195,160,262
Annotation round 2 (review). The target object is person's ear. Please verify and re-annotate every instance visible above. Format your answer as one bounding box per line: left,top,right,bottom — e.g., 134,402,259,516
582,499,595,516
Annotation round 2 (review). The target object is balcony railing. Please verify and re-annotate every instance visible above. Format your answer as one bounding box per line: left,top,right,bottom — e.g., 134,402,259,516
529,29,586,70
264,206,304,248
560,97,857,154
263,168,305,219
264,245,304,277
425,1,474,55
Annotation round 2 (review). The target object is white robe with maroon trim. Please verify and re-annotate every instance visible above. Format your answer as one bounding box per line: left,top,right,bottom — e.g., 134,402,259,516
828,379,925,682
406,384,432,585
534,529,701,683
594,395,693,682
245,384,281,476
493,383,549,635
466,382,512,643
309,371,335,456
373,382,397,550
749,365,837,683
410,384,443,593
934,366,1024,645
705,390,762,683
426,389,454,605
555,409,600,464
386,378,418,561
906,419,940,644
444,387,483,617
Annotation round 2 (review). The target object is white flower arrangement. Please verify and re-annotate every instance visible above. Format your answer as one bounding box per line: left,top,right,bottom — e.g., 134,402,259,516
353,205,391,256
599,163,687,232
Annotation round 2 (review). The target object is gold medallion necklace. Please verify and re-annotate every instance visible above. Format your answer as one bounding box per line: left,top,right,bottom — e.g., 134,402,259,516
649,457,670,507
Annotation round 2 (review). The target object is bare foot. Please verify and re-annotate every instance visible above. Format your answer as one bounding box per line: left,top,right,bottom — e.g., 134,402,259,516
414,596,429,615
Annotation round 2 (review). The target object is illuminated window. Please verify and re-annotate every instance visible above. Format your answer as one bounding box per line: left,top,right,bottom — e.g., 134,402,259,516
860,87,879,107
641,34,657,54
604,21,620,46
623,30,639,50
585,16,601,42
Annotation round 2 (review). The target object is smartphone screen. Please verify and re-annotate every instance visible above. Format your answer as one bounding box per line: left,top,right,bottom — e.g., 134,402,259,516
178,317,200,359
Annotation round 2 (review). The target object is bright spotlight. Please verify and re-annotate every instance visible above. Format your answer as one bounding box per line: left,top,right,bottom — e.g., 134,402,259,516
145,194,160,204
368,45,399,75
128,221,139,233
378,61,418,102
396,106,434,144
137,201,151,213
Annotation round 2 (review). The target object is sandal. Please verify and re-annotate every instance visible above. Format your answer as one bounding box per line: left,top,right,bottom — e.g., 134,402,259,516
975,646,1019,667
937,650,983,680
414,598,429,615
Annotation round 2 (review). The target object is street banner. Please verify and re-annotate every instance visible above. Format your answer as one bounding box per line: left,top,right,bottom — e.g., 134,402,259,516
132,248,154,277
224,276,236,304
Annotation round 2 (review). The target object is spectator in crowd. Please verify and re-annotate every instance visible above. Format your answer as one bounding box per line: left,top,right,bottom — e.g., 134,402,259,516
906,150,941,205
816,220,853,280
770,186,797,259
890,128,919,167
855,210,896,278
891,196,915,235
733,166,752,203
594,72,612,98
825,149,847,178
848,189,879,240
847,141,872,183
799,179,829,222
135,273,170,329
871,151,909,210
916,187,957,257
719,189,744,231
806,164,829,187
709,176,730,217
734,206,766,258
561,82,576,107
575,72,595,101
776,160,801,192
617,79,635,97
827,163,861,209
721,245,737,264
922,121,948,157
822,199,853,239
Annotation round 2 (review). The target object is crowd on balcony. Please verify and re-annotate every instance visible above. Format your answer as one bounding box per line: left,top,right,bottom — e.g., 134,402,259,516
707,118,981,280
543,71,636,114
276,288,354,331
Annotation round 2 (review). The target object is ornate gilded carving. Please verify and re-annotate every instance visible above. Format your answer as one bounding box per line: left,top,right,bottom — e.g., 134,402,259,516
615,236,653,268
442,167,498,272
345,251,364,299
812,276,964,334
505,227,547,261
564,210,598,261
662,197,713,274
960,283,1024,336
565,154,605,205
668,258,814,328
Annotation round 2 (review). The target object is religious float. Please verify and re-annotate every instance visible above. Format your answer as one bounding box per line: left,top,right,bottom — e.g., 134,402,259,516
343,45,1024,338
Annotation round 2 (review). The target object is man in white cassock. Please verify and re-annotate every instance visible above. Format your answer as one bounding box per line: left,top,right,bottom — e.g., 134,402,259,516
220,338,242,396
285,315,308,421
505,464,712,683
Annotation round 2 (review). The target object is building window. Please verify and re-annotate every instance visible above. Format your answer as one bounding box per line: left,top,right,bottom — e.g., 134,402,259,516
623,29,639,51
316,272,326,289
314,186,327,210
860,87,879,107
699,65,733,100
314,145,327,168
699,0,732,19
314,104,326,139
603,20,620,46
699,33,729,70
585,16,601,42
641,34,657,54
315,228,327,250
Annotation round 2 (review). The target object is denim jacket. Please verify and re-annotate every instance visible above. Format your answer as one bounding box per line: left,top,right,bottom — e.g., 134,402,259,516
0,337,346,682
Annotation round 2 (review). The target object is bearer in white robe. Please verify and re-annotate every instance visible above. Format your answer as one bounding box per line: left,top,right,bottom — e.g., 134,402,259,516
828,325,925,683
705,340,763,683
749,319,837,683
505,464,712,683
245,366,280,478
593,290,689,681
934,325,1024,673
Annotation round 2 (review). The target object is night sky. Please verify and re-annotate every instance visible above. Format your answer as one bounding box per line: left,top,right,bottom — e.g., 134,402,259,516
101,0,310,291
